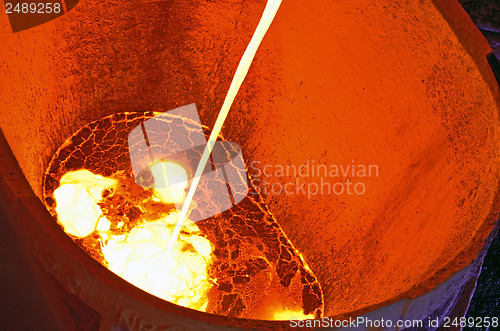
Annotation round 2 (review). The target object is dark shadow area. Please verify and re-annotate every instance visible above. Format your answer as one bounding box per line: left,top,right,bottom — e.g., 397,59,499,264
466,225,500,321
458,0,500,322
0,210,61,330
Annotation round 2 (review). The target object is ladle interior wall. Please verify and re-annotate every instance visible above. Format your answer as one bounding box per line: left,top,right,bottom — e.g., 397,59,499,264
0,0,499,317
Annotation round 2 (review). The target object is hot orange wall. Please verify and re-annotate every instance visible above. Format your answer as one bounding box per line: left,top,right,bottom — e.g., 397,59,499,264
0,0,498,317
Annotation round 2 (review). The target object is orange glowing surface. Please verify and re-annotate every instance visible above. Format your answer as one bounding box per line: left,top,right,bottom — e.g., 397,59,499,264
43,112,324,319
0,0,498,322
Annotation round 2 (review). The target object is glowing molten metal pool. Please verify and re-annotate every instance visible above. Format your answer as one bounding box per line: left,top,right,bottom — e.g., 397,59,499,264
42,112,324,320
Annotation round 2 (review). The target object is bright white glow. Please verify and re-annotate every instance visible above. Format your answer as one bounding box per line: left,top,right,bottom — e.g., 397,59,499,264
53,170,117,237
151,162,188,203
96,217,111,232
273,309,315,320
100,212,212,310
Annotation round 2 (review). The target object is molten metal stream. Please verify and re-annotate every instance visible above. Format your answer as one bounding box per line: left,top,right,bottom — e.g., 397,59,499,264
168,0,283,257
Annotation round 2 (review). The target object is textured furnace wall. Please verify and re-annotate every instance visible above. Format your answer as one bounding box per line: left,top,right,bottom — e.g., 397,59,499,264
0,0,499,316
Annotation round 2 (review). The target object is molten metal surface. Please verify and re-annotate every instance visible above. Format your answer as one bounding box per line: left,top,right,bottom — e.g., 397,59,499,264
43,112,324,319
